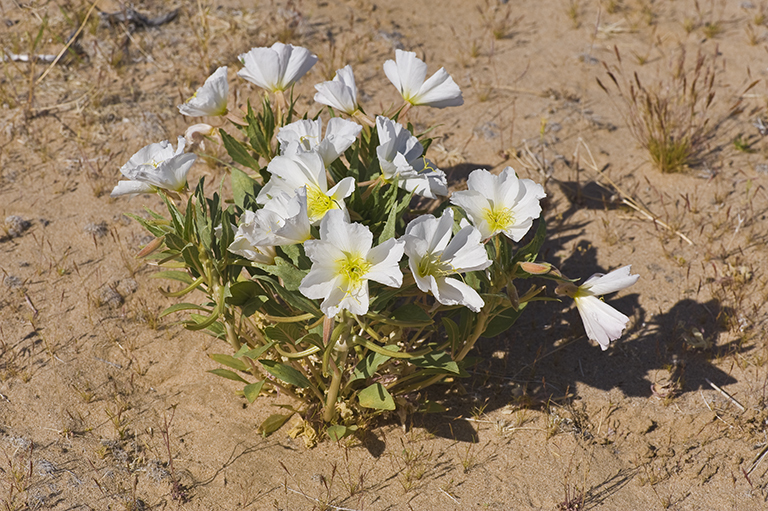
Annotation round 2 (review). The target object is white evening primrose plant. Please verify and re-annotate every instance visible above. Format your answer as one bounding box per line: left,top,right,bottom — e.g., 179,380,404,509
384,49,463,108
178,66,229,117
376,116,448,199
112,42,639,440
238,42,317,93
277,118,362,167
403,209,491,312
558,266,640,350
111,136,196,197
450,167,546,241
314,65,359,116
300,210,404,317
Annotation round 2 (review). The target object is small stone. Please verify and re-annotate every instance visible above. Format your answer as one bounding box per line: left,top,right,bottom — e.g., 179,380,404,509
97,286,123,308
473,122,499,140
84,221,109,238
3,215,31,239
116,278,138,296
3,275,23,288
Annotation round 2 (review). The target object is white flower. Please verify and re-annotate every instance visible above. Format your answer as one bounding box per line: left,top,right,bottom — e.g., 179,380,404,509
383,49,463,108
228,214,277,265
375,116,448,199
565,266,639,350
257,152,355,225
178,66,228,117
237,43,317,92
450,167,546,242
300,210,405,317
277,118,361,167
314,65,359,115
111,137,196,197
231,189,311,252
402,209,491,312
184,123,216,150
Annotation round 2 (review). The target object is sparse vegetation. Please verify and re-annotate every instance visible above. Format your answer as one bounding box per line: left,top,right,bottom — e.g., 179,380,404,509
1,0,767,509
599,47,718,173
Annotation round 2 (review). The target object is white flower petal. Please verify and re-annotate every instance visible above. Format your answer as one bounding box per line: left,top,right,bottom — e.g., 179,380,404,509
582,265,640,296
238,43,316,92
574,295,631,350
110,180,154,197
314,65,358,114
412,67,463,108
442,225,491,273
178,66,228,117
384,49,462,108
365,237,404,288
434,276,485,313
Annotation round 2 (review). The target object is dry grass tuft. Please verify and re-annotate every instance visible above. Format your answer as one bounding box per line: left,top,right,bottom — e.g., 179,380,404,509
598,47,718,173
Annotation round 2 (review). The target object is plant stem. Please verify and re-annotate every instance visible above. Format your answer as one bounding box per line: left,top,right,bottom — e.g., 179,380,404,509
455,306,491,362
323,330,351,423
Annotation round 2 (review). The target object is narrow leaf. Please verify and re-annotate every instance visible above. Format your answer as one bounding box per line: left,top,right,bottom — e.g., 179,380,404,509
259,360,311,388
258,413,294,437
243,381,265,403
209,353,249,372
207,368,249,383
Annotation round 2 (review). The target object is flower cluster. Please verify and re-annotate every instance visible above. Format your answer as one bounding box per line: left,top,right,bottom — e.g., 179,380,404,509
112,41,639,431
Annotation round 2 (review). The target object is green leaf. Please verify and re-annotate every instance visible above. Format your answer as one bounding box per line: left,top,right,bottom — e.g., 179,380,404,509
220,129,260,170
151,271,194,284
209,353,249,372
483,304,526,338
189,314,226,339
228,281,267,306
512,218,547,265
391,303,433,325
420,401,448,413
159,302,212,318
442,317,461,355
243,381,265,403
258,412,294,437
327,424,358,442
259,360,311,388
255,257,308,292
378,201,398,244
358,383,396,410
279,243,301,267
351,345,399,381
250,275,322,316
234,341,275,360
125,213,166,238
410,351,461,375
231,167,261,210
207,368,249,383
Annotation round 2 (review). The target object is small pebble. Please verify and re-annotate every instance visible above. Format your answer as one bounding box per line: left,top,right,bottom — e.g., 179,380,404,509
116,278,138,296
3,275,23,288
96,286,123,308
3,215,30,238
84,221,109,238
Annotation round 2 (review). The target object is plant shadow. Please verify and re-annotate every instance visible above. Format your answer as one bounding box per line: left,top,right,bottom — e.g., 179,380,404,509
417,213,744,442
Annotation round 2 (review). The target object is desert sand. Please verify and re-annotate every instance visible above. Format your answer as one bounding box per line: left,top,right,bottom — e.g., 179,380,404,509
2,0,768,509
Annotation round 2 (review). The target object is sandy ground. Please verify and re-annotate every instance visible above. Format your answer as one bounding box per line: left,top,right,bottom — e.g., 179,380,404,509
3,0,768,509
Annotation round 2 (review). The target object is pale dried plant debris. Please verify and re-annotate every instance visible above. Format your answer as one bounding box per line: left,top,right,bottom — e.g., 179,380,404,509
2,215,31,239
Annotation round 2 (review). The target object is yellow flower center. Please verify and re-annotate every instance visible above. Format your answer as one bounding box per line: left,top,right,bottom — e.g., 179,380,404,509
417,254,454,279
306,186,339,223
482,205,514,234
337,253,372,287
